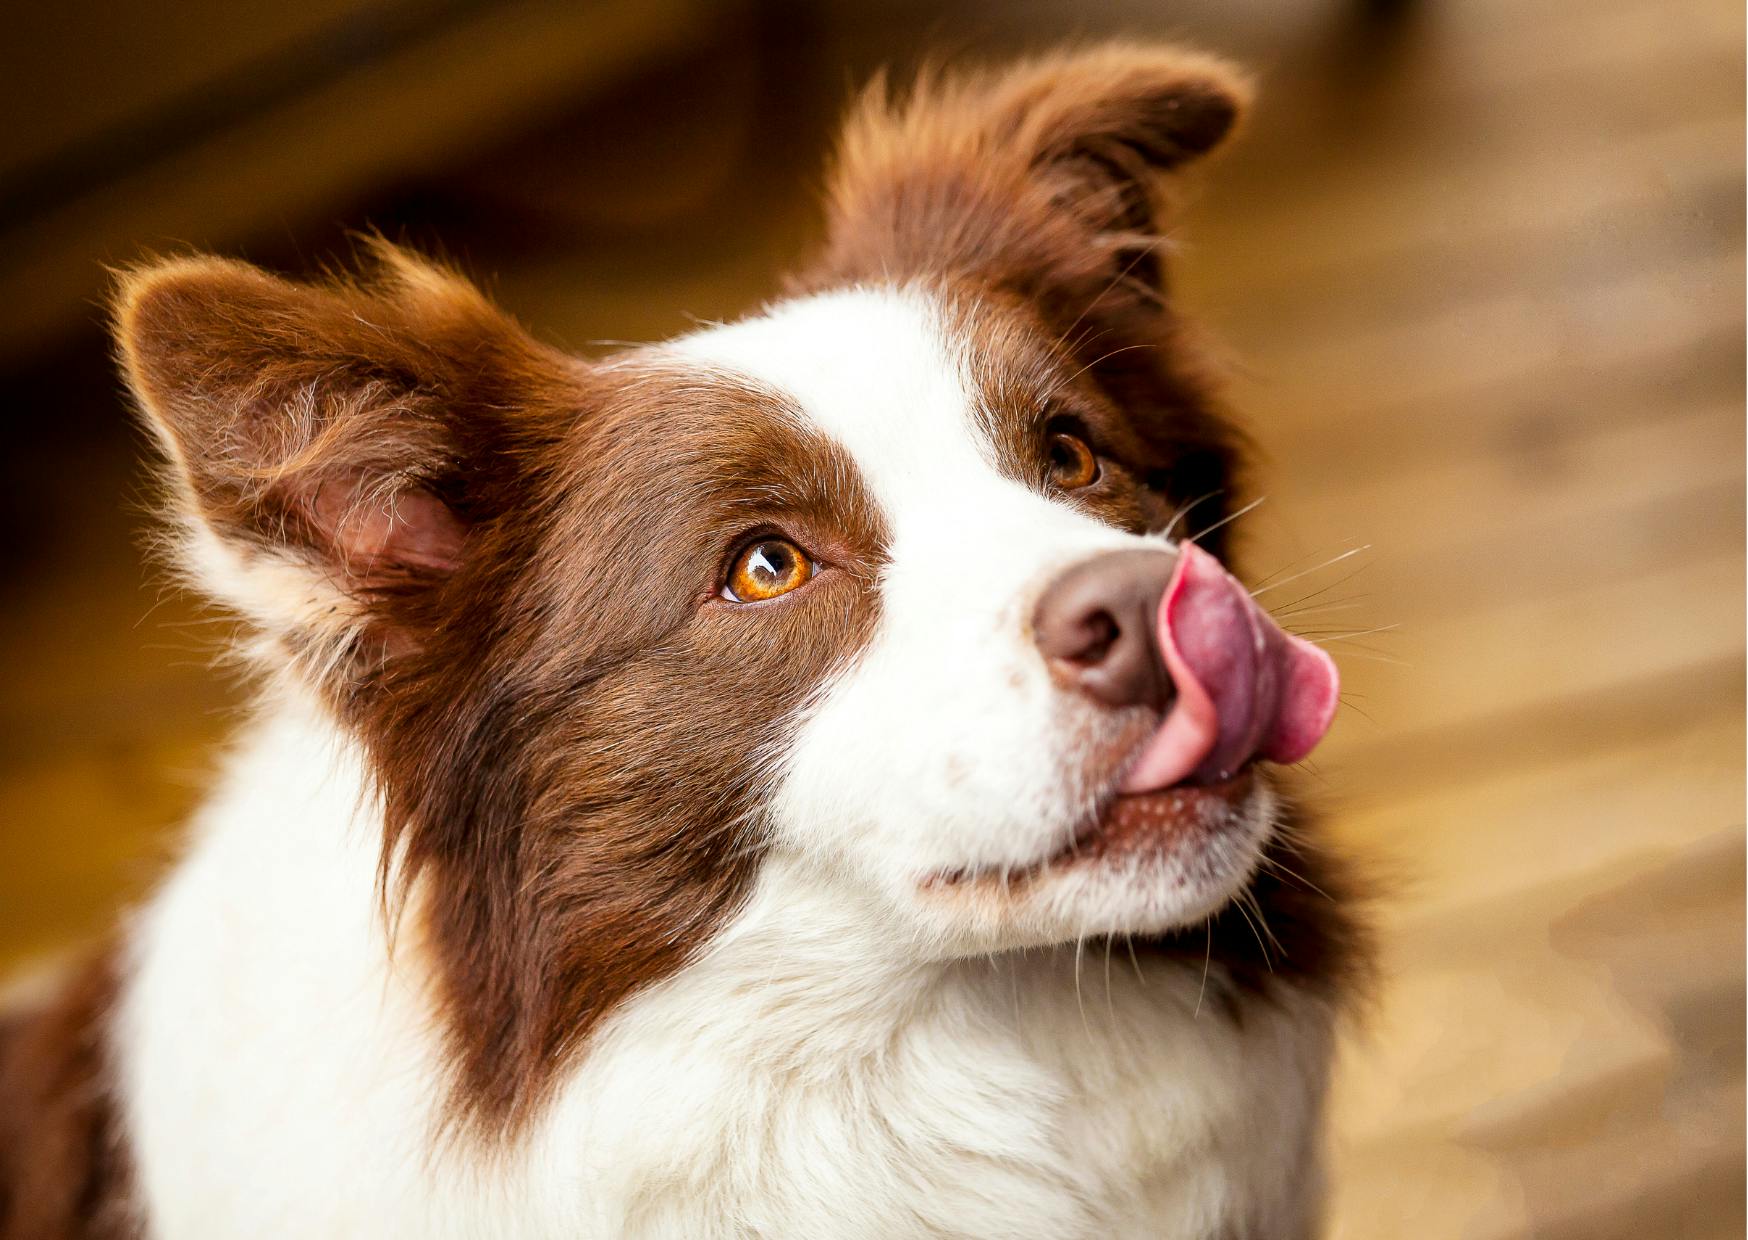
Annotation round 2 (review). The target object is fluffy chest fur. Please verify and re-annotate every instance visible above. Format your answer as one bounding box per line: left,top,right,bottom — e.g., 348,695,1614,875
119,707,1330,1240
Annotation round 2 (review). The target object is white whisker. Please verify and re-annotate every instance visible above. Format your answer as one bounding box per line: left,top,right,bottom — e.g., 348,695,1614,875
1297,624,1400,644
1249,545,1370,598
1160,488,1227,542
1193,924,1213,1019
1184,494,1267,546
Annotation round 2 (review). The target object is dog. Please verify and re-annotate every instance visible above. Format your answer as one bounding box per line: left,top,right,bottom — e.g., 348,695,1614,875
0,44,1365,1239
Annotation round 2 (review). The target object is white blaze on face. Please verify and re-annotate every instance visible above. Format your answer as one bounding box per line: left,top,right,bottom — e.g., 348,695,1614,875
672,286,1265,952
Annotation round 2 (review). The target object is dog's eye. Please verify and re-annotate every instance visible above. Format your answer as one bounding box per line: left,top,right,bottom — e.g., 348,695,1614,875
1046,431,1100,490
724,537,813,602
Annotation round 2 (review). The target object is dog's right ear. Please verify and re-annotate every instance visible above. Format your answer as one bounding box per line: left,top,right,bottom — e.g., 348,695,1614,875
114,244,575,682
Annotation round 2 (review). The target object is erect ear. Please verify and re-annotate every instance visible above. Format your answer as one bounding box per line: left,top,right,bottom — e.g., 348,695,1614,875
795,46,1251,551
796,43,1250,321
114,242,571,675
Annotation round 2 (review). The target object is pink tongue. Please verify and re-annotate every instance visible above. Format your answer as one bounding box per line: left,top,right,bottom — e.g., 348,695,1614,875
1119,543,1339,792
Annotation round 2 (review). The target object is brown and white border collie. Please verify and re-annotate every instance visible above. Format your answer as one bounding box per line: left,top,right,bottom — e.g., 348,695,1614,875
0,44,1366,1239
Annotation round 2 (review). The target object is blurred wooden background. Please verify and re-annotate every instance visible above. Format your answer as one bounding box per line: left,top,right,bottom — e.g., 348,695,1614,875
0,0,1741,1235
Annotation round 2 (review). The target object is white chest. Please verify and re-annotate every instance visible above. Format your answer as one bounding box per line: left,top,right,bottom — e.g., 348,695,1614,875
531,879,1332,1240
115,715,1331,1239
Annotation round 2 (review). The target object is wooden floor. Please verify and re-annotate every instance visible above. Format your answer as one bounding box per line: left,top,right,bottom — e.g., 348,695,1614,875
1181,2,1747,1233
0,0,1741,1235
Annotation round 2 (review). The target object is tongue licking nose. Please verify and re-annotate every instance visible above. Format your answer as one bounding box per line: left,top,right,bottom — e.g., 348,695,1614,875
1118,543,1339,792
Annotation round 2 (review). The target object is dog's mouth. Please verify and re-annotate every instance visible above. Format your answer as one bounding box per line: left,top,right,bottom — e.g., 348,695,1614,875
929,546,1336,893
928,768,1257,890
1050,770,1258,867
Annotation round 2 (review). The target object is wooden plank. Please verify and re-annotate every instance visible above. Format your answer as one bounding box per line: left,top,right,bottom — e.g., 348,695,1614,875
1237,250,1740,421
1251,326,1743,478
1331,707,1742,923
1243,0,1744,156
1333,1065,1744,1240
1329,831,1744,1240
1253,399,1743,574
1252,474,1741,631
1197,144,1742,349
1318,545,1742,765
1310,651,1742,808
1202,94,1744,310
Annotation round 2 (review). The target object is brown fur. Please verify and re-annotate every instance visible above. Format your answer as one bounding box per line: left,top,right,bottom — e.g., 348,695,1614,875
0,950,137,1240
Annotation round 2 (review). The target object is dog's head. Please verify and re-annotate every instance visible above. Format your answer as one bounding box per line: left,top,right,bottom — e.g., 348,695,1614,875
114,46,1336,1124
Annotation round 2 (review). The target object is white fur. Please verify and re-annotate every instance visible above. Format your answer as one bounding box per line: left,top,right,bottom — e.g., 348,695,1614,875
114,287,1334,1237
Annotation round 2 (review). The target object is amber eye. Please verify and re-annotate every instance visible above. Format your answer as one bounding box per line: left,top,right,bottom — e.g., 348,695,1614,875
724,537,813,602
1046,431,1100,490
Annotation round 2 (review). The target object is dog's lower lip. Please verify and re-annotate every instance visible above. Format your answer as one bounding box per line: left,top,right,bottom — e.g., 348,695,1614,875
1055,770,1254,863
929,769,1255,888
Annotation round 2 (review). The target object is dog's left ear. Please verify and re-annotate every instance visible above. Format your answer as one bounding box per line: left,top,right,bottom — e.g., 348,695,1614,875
798,43,1249,326
799,46,1251,549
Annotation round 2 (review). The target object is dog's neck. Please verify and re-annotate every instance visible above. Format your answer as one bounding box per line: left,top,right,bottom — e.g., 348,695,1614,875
116,696,1331,1237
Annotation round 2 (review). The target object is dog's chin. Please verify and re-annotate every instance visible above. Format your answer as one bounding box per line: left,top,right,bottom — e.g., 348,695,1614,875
916,769,1276,952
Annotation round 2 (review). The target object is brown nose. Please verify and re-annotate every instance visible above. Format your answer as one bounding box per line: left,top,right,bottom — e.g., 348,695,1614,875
1033,549,1177,711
